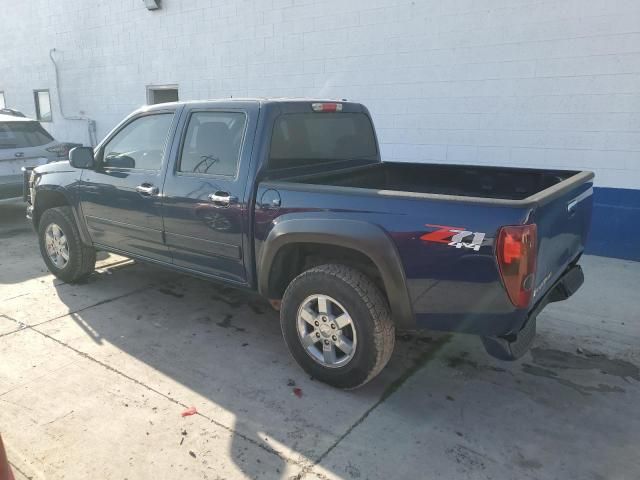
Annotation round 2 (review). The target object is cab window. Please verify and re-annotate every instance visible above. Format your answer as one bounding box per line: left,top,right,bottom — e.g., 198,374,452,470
178,111,246,177
102,114,173,170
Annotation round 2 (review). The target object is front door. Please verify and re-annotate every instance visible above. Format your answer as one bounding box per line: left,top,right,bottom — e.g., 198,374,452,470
161,108,250,284
79,110,177,261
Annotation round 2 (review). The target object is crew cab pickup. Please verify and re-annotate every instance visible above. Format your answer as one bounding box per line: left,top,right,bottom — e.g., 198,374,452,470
24,99,593,388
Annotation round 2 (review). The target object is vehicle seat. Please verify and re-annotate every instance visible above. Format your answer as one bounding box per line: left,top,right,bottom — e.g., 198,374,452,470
181,122,237,175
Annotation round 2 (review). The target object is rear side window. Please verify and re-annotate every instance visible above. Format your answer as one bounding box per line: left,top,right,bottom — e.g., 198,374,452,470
0,121,54,149
269,112,377,170
179,111,246,176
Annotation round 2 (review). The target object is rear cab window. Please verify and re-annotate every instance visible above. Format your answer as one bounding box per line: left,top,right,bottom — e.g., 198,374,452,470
268,112,378,170
0,121,54,149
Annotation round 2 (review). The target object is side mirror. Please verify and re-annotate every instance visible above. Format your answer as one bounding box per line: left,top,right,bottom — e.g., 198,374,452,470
69,146,95,169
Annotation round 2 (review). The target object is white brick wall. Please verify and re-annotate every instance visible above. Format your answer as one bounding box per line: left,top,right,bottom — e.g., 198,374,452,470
1,0,639,189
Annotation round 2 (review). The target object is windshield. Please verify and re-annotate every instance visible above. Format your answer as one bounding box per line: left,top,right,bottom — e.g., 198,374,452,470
269,112,378,170
0,121,54,149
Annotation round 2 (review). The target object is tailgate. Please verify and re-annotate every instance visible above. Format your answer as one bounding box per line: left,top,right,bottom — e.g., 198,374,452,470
529,175,593,303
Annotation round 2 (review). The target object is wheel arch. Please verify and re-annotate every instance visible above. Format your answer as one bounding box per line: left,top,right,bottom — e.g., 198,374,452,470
33,186,92,246
258,218,415,329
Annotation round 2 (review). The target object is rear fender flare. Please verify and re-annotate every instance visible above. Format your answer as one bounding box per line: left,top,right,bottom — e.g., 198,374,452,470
258,218,415,329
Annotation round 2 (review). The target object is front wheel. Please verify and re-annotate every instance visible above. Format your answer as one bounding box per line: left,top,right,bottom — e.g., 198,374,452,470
38,206,96,283
280,264,395,389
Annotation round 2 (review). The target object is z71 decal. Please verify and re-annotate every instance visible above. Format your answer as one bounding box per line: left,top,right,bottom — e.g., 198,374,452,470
420,225,486,252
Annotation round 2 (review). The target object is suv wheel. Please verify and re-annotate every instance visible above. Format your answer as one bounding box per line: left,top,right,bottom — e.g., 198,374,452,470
38,207,96,283
280,264,395,389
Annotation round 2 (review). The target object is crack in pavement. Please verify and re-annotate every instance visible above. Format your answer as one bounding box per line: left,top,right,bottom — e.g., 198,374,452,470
3,308,452,480
1,292,29,302
2,261,452,479
9,461,33,480
0,256,138,330
0,314,27,339
43,410,74,426
0,285,152,339
293,335,453,480
3,314,451,479
0,360,78,399
18,321,312,472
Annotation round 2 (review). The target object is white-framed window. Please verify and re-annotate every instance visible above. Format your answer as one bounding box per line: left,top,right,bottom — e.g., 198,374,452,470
34,89,52,122
146,85,179,105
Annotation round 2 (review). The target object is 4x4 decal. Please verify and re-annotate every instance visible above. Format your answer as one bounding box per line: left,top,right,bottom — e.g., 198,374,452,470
420,224,486,251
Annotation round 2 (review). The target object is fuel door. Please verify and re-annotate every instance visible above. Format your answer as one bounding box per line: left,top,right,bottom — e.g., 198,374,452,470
259,189,281,211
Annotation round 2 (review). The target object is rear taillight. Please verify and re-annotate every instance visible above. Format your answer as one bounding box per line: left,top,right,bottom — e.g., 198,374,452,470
311,102,343,112
496,224,537,309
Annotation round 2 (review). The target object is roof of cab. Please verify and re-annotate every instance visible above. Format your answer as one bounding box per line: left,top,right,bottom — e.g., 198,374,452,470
139,97,356,112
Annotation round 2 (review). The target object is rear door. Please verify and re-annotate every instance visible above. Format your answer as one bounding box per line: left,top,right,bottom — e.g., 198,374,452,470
78,108,179,260
529,178,593,302
161,103,258,284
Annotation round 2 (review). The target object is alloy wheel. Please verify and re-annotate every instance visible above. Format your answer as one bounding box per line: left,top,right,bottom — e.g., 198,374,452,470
296,294,357,368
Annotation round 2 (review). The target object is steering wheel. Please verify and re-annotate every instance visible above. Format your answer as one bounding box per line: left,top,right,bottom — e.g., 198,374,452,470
192,155,219,173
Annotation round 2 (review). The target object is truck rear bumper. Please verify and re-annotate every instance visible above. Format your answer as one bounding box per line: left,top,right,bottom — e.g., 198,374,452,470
530,263,584,317
481,263,584,360
413,263,584,337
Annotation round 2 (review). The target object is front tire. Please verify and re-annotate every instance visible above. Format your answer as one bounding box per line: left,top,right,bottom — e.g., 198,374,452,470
280,264,395,389
38,206,96,283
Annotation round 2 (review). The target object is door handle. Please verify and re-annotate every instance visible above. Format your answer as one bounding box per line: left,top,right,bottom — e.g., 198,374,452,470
136,184,159,196
208,192,237,207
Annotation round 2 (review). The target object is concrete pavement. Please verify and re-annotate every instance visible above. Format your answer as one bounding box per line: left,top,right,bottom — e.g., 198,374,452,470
1,199,638,480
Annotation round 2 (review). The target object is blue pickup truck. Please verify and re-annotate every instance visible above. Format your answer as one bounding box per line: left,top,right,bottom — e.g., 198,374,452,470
24,99,593,388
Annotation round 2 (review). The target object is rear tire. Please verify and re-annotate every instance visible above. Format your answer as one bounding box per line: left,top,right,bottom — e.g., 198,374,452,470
280,264,395,389
38,206,96,283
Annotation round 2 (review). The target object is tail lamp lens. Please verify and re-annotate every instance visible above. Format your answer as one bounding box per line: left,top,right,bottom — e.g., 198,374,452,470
497,224,537,309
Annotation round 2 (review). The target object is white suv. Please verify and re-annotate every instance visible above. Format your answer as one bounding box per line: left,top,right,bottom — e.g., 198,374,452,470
0,112,78,200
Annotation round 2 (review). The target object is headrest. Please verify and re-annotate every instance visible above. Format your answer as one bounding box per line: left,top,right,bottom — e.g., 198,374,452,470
195,122,229,153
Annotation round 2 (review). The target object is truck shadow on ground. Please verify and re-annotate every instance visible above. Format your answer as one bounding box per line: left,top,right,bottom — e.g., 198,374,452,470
48,259,640,479
0,202,47,286
0,201,114,286
49,260,451,478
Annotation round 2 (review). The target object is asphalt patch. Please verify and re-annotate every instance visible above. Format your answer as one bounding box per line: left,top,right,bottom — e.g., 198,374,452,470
531,347,640,382
216,314,246,332
522,363,626,395
157,288,184,298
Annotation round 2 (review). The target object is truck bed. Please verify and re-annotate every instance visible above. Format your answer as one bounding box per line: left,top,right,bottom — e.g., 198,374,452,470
285,162,579,201
260,159,593,338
